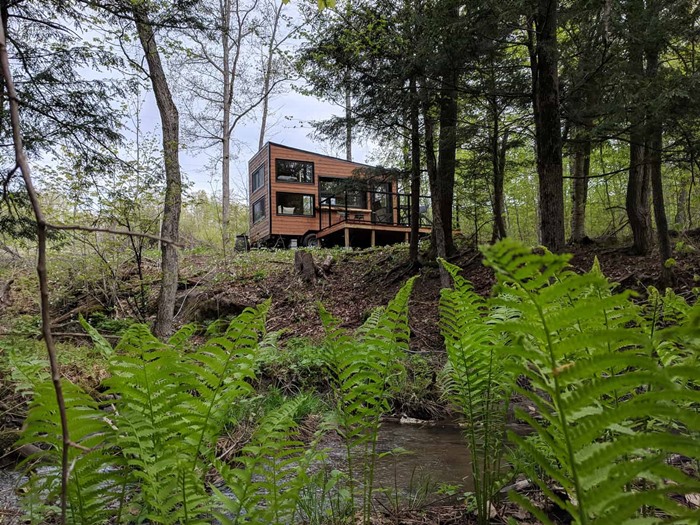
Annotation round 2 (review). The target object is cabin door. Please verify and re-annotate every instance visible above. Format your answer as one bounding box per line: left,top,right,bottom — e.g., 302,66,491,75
370,183,392,224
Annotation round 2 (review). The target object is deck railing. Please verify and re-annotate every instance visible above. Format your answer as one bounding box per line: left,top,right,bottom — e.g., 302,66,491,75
318,189,432,231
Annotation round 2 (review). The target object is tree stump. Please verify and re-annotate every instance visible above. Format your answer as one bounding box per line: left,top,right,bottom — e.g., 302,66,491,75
294,251,318,283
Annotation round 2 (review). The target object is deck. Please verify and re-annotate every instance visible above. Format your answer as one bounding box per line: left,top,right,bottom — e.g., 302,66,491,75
316,218,431,248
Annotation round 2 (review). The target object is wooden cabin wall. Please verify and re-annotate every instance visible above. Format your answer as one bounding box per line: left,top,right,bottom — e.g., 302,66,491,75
249,144,270,243
269,144,368,237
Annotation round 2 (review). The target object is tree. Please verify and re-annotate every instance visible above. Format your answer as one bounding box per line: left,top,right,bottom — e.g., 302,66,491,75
131,2,183,339
173,0,292,253
0,0,124,243
559,0,610,244
526,0,565,251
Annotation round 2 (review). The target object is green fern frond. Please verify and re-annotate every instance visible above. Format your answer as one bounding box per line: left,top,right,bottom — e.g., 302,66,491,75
439,258,513,525
213,397,317,524
322,277,416,524
18,379,122,525
167,323,197,349
78,314,113,357
482,239,700,525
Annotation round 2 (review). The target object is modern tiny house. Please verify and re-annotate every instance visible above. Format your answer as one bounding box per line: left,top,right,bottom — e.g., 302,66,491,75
248,142,430,248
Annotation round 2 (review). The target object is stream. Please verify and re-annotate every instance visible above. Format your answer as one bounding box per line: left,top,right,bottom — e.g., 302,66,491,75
0,423,471,523
323,422,473,494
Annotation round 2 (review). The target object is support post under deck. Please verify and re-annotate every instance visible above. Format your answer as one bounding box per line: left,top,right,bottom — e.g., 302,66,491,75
344,227,350,249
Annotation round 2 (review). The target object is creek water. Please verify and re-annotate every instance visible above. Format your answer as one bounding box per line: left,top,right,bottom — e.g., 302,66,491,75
323,423,473,493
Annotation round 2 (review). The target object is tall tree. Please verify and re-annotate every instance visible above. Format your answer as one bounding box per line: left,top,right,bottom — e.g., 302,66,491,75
527,0,565,251
174,0,290,253
624,0,653,255
0,0,124,239
131,2,182,339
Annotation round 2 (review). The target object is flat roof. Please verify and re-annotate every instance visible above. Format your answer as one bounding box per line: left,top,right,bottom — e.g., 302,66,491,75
255,141,374,169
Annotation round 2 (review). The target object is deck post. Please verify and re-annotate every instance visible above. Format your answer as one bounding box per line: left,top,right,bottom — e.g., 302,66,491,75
404,231,409,243
371,229,376,247
344,227,350,249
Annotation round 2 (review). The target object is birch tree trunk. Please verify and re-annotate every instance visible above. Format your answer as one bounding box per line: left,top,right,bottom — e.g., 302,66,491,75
222,0,232,254
258,0,284,149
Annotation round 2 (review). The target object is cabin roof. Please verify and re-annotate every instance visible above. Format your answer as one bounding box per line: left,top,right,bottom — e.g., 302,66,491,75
255,141,374,169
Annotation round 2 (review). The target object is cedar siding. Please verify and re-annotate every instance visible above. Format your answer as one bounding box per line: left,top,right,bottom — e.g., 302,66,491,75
248,143,270,243
248,142,422,247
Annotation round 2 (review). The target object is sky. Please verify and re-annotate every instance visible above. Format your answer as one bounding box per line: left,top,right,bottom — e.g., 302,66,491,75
137,55,373,201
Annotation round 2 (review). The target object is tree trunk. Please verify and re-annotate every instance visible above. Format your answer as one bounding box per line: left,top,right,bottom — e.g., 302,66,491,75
345,82,352,161
258,1,283,150
648,122,673,285
627,136,652,254
409,77,421,265
570,129,591,243
134,6,182,339
530,1,565,251
491,100,508,242
435,69,458,262
625,0,652,255
422,95,443,267
675,180,687,229
221,0,231,254
645,43,673,285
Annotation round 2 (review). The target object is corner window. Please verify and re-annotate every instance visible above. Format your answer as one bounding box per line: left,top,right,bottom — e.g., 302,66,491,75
277,192,314,216
252,197,266,224
276,159,314,183
251,165,264,193
320,177,367,209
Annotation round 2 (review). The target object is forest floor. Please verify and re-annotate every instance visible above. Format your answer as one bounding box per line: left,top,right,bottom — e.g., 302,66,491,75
0,231,699,523
2,230,699,354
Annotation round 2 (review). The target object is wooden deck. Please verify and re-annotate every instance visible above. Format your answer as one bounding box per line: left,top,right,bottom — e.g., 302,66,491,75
316,219,431,248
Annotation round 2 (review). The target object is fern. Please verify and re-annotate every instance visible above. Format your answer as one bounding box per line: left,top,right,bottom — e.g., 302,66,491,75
17,378,124,525
78,314,113,357
322,277,416,524
213,396,318,524
18,303,271,524
439,258,512,525
483,239,700,524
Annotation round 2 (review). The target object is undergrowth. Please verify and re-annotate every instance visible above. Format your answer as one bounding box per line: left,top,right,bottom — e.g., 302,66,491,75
481,239,700,524
7,239,700,524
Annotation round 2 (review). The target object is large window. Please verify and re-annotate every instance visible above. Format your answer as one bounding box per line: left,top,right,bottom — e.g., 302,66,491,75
252,197,266,224
276,159,314,183
319,177,367,209
251,165,264,192
277,193,314,216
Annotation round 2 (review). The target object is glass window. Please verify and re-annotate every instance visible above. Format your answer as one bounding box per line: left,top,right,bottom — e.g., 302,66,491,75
319,177,367,209
252,197,266,224
276,159,314,183
251,165,264,192
277,193,314,216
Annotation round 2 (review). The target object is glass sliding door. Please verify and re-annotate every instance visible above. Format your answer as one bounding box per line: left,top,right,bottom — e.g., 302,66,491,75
370,182,392,224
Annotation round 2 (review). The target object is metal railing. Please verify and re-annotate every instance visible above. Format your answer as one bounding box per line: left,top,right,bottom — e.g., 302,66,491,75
318,189,432,231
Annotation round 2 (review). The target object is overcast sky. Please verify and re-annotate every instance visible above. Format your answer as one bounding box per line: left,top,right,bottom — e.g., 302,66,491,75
138,66,372,200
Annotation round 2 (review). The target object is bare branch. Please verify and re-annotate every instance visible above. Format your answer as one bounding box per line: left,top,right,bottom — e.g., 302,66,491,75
0,15,70,525
46,222,183,247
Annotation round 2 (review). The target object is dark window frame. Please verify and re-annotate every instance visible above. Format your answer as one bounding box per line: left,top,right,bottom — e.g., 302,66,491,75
252,197,266,224
276,192,315,217
275,159,314,184
319,177,368,209
251,164,265,193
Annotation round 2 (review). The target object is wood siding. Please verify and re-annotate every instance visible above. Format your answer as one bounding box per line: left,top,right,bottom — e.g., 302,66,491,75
248,144,270,243
249,142,400,242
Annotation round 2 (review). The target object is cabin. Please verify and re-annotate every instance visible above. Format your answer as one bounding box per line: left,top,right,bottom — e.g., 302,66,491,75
248,142,431,248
